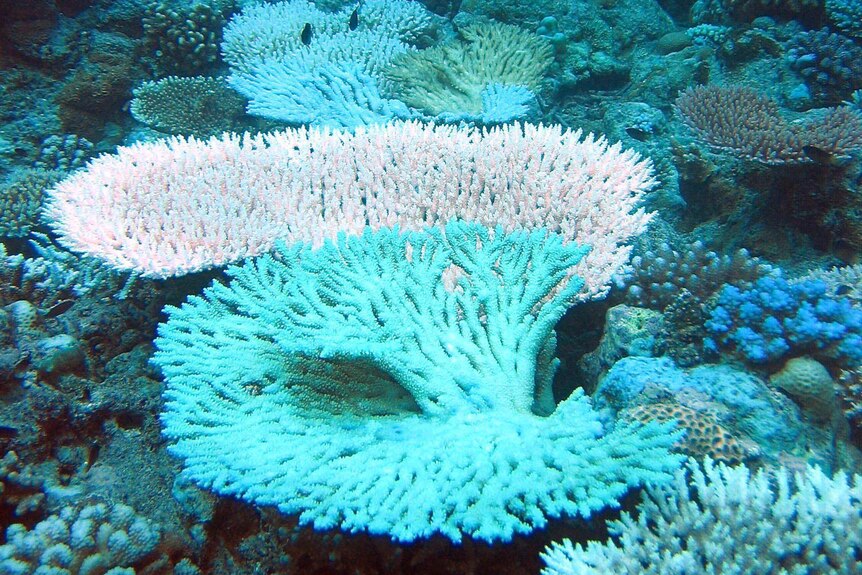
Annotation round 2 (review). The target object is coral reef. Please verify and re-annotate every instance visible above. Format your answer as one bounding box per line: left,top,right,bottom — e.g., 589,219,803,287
705,276,862,368
142,1,228,74
786,28,862,104
0,169,62,238
594,356,826,466
2,0,862,571
622,401,761,463
45,122,655,300
623,240,777,310
769,356,838,422
0,501,162,574
222,0,432,126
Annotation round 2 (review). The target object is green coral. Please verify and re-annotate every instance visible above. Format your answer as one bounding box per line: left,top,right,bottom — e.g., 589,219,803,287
384,22,552,118
130,76,246,137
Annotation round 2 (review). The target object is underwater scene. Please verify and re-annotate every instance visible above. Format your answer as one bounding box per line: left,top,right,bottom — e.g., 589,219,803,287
1,0,862,573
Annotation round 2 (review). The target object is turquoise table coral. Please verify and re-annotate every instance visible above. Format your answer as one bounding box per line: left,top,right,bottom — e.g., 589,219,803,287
154,221,681,542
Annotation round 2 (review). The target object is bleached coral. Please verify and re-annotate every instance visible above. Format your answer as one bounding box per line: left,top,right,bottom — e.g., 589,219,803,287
222,0,431,125
542,459,862,574
155,221,681,542
45,122,656,300
385,22,552,122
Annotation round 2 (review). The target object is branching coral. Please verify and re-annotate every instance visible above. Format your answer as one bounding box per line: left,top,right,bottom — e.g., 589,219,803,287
675,85,862,163
154,221,681,542
45,122,655,300
130,76,246,137
384,22,553,122
542,459,862,575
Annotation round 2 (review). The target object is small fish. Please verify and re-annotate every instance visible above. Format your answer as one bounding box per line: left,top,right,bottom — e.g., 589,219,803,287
84,441,100,471
348,5,359,30
625,126,650,141
300,22,313,46
0,425,18,439
44,299,74,318
836,284,853,296
802,145,850,167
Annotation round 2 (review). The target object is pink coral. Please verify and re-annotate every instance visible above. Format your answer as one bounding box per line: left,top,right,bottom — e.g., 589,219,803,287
46,121,655,299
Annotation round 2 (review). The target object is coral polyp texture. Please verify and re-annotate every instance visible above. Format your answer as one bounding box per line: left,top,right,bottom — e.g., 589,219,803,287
45,121,656,300
541,459,862,575
153,221,681,543
130,76,246,137
675,85,862,163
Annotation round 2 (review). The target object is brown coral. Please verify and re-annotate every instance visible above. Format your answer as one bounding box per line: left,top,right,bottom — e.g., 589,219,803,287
675,85,862,164
623,400,760,464
769,356,837,422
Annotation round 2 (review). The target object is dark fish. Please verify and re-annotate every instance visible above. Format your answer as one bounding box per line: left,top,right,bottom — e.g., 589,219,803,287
85,441,100,471
802,145,849,167
300,22,313,46
44,299,74,318
625,126,650,141
0,425,18,439
836,284,853,296
348,6,359,30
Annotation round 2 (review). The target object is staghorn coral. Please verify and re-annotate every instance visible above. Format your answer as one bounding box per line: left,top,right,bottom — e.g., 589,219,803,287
542,459,862,575
154,221,681,543
384,22,553,123
44,122,656,300
675,85,862,164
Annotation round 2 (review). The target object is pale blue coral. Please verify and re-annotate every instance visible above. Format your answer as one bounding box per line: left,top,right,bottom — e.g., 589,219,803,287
542,459,862,575
223,0,428,126
155,222,681,542
231,60,412,127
